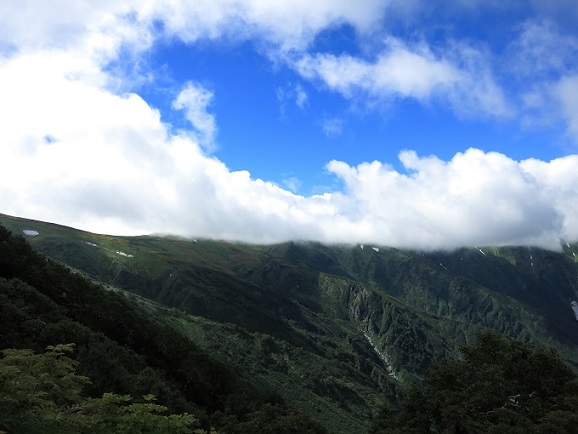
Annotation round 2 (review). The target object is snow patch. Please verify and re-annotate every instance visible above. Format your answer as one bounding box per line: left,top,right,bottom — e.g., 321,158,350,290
79,240,132,258
22,229,39,236
360,244,364,250
372,247,379,252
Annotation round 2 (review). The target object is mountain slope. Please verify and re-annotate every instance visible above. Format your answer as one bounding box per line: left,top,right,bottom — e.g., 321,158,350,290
0,221,328,434
2,213,578,432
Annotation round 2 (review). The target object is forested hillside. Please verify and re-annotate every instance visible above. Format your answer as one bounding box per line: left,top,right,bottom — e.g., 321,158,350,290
0,223,327,433
2,213,578,433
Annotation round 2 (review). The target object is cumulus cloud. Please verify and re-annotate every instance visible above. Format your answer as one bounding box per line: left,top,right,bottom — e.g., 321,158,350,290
520,154,578,242
324,149,572,249
0,1,124,50
1,63,577,252
1,0,578,251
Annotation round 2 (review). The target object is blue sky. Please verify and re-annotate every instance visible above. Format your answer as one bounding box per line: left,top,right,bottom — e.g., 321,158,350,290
137,10,575,192
1,1,578,249
140,3,577,190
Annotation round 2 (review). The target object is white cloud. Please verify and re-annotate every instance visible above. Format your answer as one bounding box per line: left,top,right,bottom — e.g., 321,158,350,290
508,20,578,77
321,118,344,137
507,20,578,141
295,38,511,119
1,55,576,252
276,83,309,118
282,176,302,193
520,154,578,242
323,149,573,249
295,83,308,109
297,42,457,100
0,1,121,50
554,76,578,143
1,1,578,251
172,82,217,151
144,0,386,50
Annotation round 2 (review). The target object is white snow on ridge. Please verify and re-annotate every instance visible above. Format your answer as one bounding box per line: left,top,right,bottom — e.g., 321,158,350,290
22,229,39,236
372,247,379,252
116,251,134,258
83,241,98,247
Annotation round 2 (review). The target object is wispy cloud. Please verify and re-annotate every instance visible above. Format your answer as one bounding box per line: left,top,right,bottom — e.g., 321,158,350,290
142,0,386,50
554,76,578,143
294,83,308,109
282,176,302,193
294,38,511,119
506,20,578,140
172,82,217,152
276,83,308,118
508,20,578,77
321,117,343,138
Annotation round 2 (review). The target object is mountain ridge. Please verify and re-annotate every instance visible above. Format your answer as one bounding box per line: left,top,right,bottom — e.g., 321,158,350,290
1,212,578,433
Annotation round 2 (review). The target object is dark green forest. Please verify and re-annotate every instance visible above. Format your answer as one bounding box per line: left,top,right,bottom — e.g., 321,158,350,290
1,214,578,433
0,224,326,433
370,331,578,433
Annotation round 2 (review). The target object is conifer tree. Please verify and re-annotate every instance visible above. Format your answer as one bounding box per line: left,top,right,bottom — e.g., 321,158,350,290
371,331,578,434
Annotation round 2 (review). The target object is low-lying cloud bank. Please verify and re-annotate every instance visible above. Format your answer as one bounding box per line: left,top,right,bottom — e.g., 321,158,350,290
0,59,576,250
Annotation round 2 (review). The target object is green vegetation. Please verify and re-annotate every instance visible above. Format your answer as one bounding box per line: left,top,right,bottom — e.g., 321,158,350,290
1,213,578,433
0,344,201,434
370,331,578,433
0,223,326,433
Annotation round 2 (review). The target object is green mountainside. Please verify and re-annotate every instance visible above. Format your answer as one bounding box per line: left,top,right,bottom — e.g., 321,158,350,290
2,213,578,433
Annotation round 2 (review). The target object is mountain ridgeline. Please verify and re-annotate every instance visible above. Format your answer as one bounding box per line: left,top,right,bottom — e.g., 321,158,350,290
1,213,578,433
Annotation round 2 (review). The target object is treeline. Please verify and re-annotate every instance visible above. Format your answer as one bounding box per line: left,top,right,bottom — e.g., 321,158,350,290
0,225,326,433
